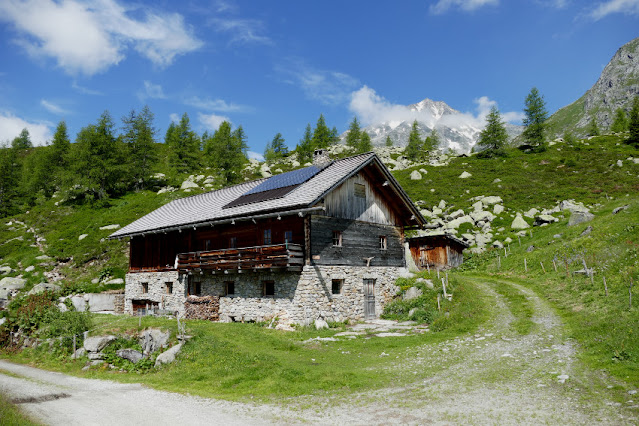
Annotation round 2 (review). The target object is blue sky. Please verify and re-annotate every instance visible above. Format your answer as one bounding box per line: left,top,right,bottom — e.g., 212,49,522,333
0,0,637,159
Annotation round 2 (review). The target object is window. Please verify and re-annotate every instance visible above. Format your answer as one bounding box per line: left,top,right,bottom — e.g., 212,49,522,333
165,282,173,294
354,183,366,199
262,280,275,297
225,281,235,296
188,281,201,296
229,237,237,249
332,231,342,247
331,279,343,295
205,239,211,250
379,236,387,250
263,229,272,245
284,230,293,244
142,282,149,294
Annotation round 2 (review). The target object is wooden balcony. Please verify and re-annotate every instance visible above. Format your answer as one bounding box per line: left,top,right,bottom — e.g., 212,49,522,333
176,243,304,274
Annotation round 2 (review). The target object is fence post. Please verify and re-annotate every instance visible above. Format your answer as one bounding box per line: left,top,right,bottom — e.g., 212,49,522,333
524,258,528,273
603,276,608,296
540,261,546,274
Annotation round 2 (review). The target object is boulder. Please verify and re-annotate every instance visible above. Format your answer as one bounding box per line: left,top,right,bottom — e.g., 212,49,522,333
459,171,472,179
493,178,502,183
580,226,593,236
180,180,199,190
533,215,559,226
35,255,52,261
78,234,88,241
105,278,124,285
480,196,503,205
493,204,505,215
403,287,423,301
28,283,61,295
438,200,447,210
25,265,35,273
410,170,422,180
116,349,144,364
470,211,495,223
445,215,473,229
415,278,434,289
472,201,483,212
511,214,530,230
474,233,494,247
0,276,26,291
447,209,465,220
524,208,539,219
275,323,296,332
568,211,594,227
155,343,183,368
492,240,504,249
613,205,629,214
83,335,116,353
314,318,329,330
139,329,170,355
85,293,116,312
98,224,120,231
559,200,589,213
0,266,12,275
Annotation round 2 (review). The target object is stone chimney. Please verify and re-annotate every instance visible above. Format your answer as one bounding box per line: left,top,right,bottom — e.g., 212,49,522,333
313,149,331,166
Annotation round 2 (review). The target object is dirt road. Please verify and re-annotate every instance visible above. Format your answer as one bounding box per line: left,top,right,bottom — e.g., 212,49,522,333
1,278,637,425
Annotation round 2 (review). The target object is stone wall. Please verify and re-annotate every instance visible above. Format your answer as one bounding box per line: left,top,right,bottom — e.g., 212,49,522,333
124,271,185,314
124,266,402,324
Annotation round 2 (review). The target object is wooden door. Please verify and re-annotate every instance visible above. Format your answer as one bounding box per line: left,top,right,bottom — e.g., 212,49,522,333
364,279,376,320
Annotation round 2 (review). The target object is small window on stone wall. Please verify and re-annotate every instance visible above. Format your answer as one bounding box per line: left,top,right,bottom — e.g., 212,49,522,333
225,281,235,296
379,236,387,250
332,231,342,247
165,282,173,294
262,280,275,297
332,279,343,295
188,281,201,296
142,282,148,294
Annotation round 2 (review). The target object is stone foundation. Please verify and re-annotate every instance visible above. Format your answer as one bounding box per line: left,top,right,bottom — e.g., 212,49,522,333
125,266,402,324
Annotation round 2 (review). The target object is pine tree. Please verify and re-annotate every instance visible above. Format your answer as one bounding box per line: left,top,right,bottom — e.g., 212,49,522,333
476,106,508,158
296,124,314,163
70,111,129,199
345,117,362,149
610,108,629,133
405,120,423,161
122,105,157,189
11,128,32,150
522,87,548,152
50,121,71,188
264,133,288,162
165,113,200,173
0,143,21,217
312,114,332,150
627,96,639,147
423,128,440,153
587,118,600,137
330,126,340,145
359,131,373,153
385,136,393,147
204,122,248,185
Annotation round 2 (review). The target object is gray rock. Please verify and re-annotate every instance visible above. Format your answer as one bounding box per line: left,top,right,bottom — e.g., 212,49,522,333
480,196,502,205
408,308,418,318
524,208,539,219
116,348,144,364
493,204,505,215
314,318,329,330
24,265,35,273
139,329,170,355
410,170,422,180
415,277,434,289
78,234,88,241
459,171,472,179
492,240,504,249
613,205,629,214
568,211,595,227
581,226,593,236
155,343,183,368
105,278,124,285
73,347,86,359
85,293,116,312
35,255,52,261
0,276,26,291
84,335,116,353
0,266,12,275
533,214,559,226
28,283,61,295
180,180,199,190
99,224,121,231
511,214,530,230
471,210,495,223
403,287,423,301
559,200,589,213
526,245,536,252
447,209,465,220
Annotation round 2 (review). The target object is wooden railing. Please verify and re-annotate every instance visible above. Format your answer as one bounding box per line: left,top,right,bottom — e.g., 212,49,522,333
176,243,304,273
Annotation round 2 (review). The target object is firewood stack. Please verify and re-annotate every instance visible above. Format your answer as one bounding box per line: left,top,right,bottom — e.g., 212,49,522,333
184,296,220,320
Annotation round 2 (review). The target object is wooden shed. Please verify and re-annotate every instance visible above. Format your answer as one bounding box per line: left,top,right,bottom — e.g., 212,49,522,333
407,234,469,270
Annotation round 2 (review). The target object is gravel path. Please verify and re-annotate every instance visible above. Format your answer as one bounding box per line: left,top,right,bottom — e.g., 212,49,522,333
1,277,637,425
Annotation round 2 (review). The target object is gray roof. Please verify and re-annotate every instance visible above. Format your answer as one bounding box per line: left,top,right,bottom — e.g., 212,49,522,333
110,152,424,239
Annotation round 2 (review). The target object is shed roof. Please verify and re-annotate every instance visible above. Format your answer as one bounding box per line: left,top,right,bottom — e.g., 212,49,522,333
110,152,425,239
407,233,470,248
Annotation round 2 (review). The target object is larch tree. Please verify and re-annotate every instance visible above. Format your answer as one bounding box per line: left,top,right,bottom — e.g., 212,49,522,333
204,121,248,185
11,128,32,150
122,105,157,189
345,117,362,150
476,106,508,157
165,113,200,173
296,124,314,163
610,108,628,133
587,117,600,137
385,136,393,147
522,87,548,152
405,120,423,161
359,131,373,153
264,133,288,162
312,114,332,150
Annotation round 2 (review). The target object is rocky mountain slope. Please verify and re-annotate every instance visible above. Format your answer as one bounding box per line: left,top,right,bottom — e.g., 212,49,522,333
343,98,522,154
548,37,639,137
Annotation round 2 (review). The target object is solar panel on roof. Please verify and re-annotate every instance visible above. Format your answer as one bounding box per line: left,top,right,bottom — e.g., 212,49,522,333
244,165,321,195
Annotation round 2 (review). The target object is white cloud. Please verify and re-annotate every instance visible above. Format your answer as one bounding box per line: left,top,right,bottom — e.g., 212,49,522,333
185,96,247,112
587,0,639,20
169,113,180,123
430,0,499,14
139,81,166,101
247,151,264,161
0,112,52,146
349,86,523,130
209,18,271,45
40,99,70,115
72,81,103,96
277,59,359,105
198,112,230,130
0,0,202,76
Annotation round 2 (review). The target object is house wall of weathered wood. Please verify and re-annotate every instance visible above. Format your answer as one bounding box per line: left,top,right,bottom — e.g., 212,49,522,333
408,236,466,270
